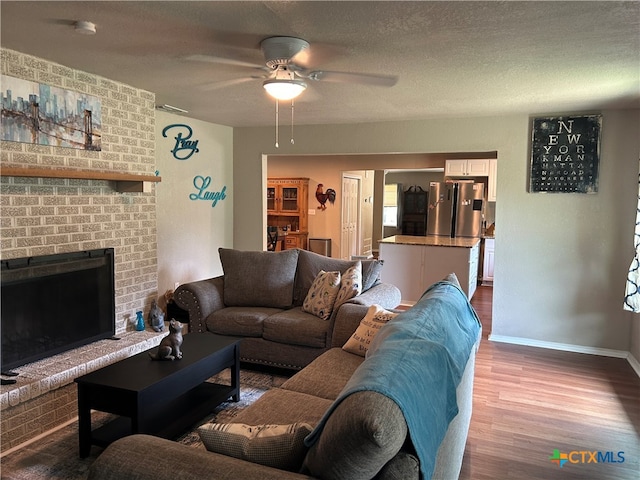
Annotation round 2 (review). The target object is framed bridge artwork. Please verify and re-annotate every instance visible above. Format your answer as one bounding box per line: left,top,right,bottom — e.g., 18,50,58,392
529,114,602,194
1,75,101,151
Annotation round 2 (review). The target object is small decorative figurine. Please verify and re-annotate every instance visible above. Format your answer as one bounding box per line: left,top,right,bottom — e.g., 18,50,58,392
148,319,183,361
135,311,145,331
148,299,165,332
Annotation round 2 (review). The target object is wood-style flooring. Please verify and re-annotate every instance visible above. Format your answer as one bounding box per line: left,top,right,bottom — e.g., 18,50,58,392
461,286,640,479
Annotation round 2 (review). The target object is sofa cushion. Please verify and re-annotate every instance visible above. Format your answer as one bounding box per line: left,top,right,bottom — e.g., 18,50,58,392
293,249,358,306
375,451,420,480
361,258,384,291
219,248,299,309
207,306,283,337
280,348,364,400
234,388,334,426
334,261,362,309
302,391,407,480
302,270,341,320
342,305,398,357
263,307,331,348
197,422,312,472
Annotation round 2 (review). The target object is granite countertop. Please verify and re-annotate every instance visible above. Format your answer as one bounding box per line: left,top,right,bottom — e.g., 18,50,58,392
379,235,481,248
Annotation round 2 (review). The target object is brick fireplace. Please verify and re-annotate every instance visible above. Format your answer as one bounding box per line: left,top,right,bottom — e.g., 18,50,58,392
1,48,161,451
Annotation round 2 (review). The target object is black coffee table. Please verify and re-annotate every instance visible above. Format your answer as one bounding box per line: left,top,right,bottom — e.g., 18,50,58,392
75,333,241,458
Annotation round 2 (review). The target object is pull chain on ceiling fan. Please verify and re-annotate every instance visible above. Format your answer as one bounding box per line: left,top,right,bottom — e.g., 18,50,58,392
273,99,297,148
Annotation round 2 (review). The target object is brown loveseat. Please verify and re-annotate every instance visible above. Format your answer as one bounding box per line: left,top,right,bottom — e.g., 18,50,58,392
173,248,402,370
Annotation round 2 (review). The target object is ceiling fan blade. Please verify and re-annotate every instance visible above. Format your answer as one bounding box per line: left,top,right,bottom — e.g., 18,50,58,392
186,54,266,70
45,18,78,26
307,70,398,87
198,77,259,91
290,43,346,69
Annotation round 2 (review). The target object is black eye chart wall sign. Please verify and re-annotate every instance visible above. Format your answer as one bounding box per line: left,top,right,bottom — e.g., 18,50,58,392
529,114,602,194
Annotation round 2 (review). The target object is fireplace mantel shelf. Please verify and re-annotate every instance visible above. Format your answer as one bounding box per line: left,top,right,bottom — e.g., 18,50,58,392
1,167,162,193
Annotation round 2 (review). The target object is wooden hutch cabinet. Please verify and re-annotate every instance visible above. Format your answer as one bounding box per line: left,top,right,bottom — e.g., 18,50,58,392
267,178,309,250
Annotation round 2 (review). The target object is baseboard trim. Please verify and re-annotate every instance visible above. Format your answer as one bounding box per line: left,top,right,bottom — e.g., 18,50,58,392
488,334,640,377
627,352,640,377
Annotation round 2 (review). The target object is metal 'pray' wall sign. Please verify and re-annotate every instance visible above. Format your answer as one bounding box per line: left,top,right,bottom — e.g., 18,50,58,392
529,114,602,194
162,123,200,160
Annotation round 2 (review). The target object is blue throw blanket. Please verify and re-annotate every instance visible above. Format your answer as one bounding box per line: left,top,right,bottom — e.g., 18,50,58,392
305,279,481,480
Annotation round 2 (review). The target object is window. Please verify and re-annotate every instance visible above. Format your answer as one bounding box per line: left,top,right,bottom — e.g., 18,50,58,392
383,184,399,227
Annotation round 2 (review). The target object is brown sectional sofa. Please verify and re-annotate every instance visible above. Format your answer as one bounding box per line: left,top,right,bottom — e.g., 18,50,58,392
88,275,481,480
173,248,402,370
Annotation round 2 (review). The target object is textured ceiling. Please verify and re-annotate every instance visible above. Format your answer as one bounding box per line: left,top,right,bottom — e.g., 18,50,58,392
1,1,638,127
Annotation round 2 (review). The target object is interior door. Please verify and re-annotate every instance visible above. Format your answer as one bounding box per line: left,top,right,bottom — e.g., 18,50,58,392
341,176,360,260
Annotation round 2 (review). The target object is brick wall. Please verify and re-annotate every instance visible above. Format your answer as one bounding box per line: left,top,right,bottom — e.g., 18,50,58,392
3,383,77,450
0,48,158,334
1,331,162,451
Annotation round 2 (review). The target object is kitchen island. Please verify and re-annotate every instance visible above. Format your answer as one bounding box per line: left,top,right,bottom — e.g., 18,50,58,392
379,235,480,304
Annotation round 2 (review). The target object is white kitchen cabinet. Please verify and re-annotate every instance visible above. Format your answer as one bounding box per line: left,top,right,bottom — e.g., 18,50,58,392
379,236,480,304
445,159,490,177
482,237,495,284
488,159,497,202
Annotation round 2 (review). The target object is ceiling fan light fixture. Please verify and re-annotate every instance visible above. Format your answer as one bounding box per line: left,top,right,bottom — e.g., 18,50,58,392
263,79,307,101
74,20,96,35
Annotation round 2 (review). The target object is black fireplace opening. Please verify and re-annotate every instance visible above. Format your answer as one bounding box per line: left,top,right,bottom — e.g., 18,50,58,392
1,248,115,371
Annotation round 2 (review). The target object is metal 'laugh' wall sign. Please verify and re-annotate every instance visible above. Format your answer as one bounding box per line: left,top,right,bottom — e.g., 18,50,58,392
529,115,602,193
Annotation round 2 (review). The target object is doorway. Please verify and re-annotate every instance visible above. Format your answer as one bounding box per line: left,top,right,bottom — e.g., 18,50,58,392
341,175,361,260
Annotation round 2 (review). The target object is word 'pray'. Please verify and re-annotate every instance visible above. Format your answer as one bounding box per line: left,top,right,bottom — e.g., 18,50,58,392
162,124,200,160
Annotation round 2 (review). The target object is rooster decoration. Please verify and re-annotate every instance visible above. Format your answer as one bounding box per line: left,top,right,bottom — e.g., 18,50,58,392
315,184,337,211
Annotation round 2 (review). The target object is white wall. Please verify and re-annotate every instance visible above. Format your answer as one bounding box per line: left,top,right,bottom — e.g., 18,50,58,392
492,111,639,353
632,318,640,363
234,111,640,355
156,111,233,303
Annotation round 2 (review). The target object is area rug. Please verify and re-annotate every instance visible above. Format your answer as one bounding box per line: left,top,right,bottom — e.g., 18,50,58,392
0,367,289,480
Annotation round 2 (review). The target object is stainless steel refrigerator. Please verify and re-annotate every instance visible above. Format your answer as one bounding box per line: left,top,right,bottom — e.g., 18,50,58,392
427,182,484,237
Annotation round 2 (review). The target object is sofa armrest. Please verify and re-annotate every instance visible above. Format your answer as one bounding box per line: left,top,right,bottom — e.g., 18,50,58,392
174,276,225,333
331,303,371,348
432,337,479,480
87,434,314,480
330,283,401,348
347,282,401,310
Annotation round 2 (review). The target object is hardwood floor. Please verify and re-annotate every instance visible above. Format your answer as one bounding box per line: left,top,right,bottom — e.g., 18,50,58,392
462,286,640,479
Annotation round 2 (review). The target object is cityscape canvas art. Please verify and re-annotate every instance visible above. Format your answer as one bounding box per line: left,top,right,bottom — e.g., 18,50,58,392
1,75,101,150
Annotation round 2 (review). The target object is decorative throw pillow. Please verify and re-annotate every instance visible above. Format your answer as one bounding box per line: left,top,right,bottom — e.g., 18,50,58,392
343,304,398,356
334,261,362,309
302,270,341,320
198,422,313,471
293,249,358,306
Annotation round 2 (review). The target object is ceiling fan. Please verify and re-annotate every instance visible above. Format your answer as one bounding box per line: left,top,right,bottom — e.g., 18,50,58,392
187,36,398,100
